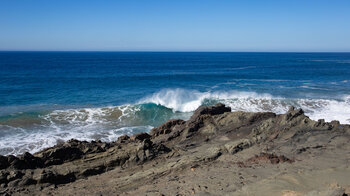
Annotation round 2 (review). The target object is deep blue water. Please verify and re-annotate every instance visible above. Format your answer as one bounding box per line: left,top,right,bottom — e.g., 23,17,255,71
1,52,350,155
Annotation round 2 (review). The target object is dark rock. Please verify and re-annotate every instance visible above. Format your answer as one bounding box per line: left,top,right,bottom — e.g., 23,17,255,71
117,135,130,143
81,166,106,177
248,112,276,124
7,179,21,187
184,104,231,135
246,153,294,165
6,170,24,181
18,152,43,169
39,146,83,166
36,170,76,185
0,171,9,184
316,119,326,127
285,106,304,121
154,144,171,153
131,132,151,141
150,119,185,137
191,103,231,121
9,157,28,170
18,177,37,186
0,155,9,169
7,155,18,164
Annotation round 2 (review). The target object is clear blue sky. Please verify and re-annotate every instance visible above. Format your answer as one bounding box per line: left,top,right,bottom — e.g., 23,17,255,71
1,0,349,52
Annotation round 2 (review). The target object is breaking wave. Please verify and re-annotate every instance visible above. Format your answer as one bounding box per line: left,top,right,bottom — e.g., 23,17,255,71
140,88,350,124
1,88,350,155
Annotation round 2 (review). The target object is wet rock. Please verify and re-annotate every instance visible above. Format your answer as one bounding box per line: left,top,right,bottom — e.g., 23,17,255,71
185,104,231,136
0,171,9,184
150,119,185,137
3,103,349,195
192,103,231,119
0,155,9,169
8,156,28,170
117,135,130,143
131,132,151,141
316,119,326,127
285,106,304,121
18,152,43,169
247,112,276,124
38,146,83,166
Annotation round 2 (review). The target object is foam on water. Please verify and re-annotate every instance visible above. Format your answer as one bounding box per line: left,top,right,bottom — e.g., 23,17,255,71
0,124,153,155
141,88,350,123
1,88,350,155
0,103,181,155
140,88,274,112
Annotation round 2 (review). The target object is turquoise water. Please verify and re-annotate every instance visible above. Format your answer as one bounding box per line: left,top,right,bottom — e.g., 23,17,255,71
1,52,350,155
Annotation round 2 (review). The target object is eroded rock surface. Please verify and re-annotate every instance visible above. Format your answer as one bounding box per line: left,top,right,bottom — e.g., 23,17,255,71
1,103,349,196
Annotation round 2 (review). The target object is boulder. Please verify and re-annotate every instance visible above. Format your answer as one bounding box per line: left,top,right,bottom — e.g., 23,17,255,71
150,119,185,137
0,155,9,169
131,132,151,141
117,135,130,143
191,103,231,121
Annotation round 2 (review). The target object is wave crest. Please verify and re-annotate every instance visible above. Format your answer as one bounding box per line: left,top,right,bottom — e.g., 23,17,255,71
140,88,350,124
139,88,273,112
1,88,350,155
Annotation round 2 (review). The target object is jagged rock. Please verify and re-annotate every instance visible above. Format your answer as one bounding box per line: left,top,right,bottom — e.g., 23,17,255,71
185,103,231,136
0,156,9,170
117,135,130,143
224,139,252,154
191,103,231,119
8,156,28,170
38,146,83,166
203,147,222,161
150,119,185,137
131,132,151,141
7,179,21,187
0,171,8,184
34,170,75,185
246,153,294,165
1,104,349,195
18,152,43,169
285,106,304,121
6,171,24,182
81,166,106,177
17,177,36,186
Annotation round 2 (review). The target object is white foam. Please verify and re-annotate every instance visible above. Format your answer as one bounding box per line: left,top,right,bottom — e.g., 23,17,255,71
2,88,350,155
140,88,350,124
0,104,152,155
139,88,274,112
0,124,153,156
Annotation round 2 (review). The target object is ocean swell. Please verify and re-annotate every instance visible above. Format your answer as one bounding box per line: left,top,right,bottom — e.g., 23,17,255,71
1,88,350,155
140,88,350,124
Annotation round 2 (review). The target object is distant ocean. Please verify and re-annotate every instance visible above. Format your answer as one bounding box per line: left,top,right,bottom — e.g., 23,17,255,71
1,52,350,155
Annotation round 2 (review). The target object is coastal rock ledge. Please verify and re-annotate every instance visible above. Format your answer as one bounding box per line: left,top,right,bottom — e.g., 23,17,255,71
1,103,349,196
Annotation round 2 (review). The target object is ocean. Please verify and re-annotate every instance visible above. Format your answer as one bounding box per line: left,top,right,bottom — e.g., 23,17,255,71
1,52,350,155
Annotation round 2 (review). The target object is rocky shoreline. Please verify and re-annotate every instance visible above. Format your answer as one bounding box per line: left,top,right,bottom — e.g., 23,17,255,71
1,103,349,195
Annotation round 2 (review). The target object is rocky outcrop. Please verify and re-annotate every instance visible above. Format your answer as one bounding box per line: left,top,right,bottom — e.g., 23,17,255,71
1,103,349,196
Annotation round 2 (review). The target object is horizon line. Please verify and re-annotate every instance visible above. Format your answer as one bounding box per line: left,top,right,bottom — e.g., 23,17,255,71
1,50,350,53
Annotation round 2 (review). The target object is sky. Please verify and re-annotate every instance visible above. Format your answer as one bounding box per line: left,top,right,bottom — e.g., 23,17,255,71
0,0,349,52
